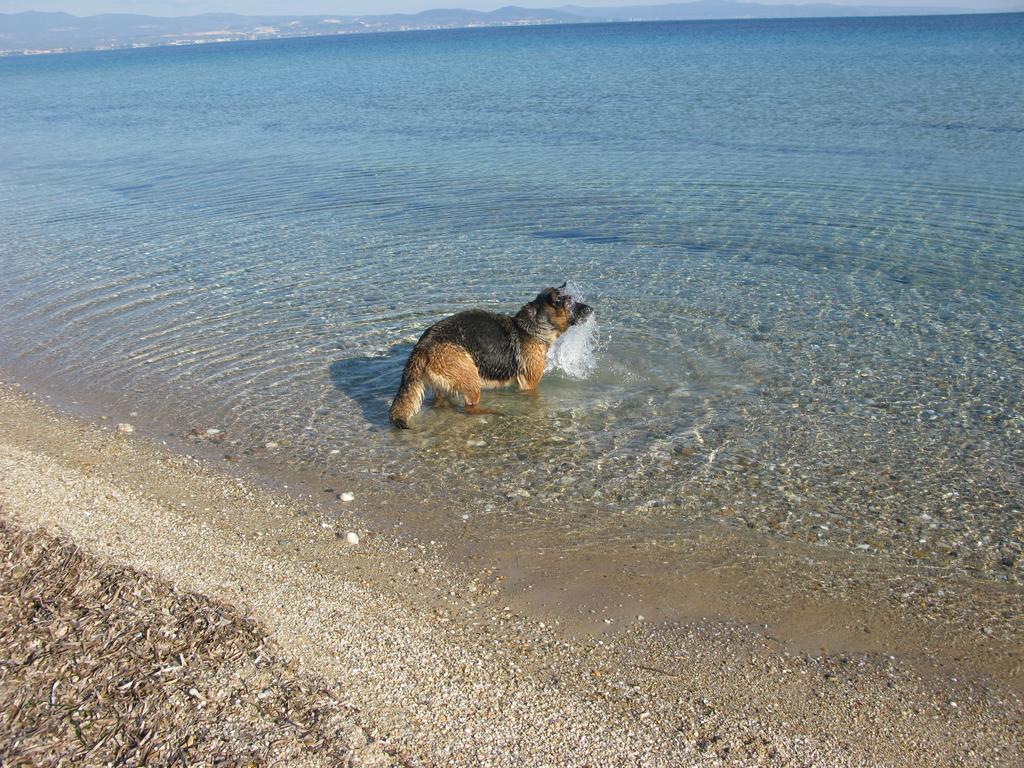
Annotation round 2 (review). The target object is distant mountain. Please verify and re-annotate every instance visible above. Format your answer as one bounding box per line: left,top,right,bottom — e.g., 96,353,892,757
0,2,986,55
559,2,969,19
0,8,578,53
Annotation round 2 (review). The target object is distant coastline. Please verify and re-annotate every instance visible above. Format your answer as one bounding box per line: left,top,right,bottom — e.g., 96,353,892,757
1,3,1009,57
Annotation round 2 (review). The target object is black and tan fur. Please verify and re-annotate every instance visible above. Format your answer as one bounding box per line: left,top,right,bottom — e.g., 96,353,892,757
389,285,592,428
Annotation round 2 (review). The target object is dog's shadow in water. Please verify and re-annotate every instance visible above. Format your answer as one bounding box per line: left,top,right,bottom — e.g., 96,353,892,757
328,345,412,427
331,344,552,430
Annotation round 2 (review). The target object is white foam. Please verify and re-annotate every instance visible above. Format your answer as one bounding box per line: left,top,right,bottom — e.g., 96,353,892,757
546,310,599,379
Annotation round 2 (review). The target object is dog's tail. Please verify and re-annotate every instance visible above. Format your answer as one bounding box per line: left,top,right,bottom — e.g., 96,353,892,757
389,348,428,429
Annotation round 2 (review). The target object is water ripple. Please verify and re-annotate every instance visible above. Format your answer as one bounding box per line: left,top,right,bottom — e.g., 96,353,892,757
1,16,1023,577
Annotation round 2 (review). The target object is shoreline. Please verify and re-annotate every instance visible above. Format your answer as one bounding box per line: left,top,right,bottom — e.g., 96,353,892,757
1,381,1022,764
3,374,1021,679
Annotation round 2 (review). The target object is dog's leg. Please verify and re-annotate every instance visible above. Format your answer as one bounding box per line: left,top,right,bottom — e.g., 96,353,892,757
427,344,496,416
459,377,496,416
448,360,493,415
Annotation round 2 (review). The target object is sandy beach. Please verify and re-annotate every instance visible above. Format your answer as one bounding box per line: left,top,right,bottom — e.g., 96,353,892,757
0,381,1021,766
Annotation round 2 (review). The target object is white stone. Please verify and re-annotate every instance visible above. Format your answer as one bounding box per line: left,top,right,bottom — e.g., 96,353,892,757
116,423,134,434
344,531,360,545
339,491,355,502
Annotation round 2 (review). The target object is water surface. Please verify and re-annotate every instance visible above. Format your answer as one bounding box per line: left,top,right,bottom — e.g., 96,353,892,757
1,14,1022,582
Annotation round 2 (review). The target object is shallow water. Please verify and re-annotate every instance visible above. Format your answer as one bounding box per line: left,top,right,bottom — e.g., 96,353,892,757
1,14,1022,579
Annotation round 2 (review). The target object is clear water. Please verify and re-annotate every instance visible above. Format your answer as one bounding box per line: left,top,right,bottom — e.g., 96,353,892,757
1,14,1022,577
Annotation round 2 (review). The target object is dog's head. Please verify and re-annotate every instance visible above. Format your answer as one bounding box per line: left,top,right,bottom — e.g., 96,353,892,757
517,283,593,342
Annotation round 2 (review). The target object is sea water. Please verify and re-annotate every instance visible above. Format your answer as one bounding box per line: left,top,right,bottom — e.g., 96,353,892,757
0,14,1022,578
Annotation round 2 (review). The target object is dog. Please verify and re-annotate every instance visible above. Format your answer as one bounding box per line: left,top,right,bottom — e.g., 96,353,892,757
388,284,593,428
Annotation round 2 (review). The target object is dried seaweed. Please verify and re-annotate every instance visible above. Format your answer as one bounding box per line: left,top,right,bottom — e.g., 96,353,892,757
0,519,398,767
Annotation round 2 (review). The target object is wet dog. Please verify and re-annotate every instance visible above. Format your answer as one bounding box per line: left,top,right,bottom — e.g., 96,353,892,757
388,284,592,428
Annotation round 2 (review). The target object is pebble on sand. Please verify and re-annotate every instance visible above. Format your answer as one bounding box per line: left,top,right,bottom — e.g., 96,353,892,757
344,531,360,545
116,423,134,434
338,492,355,503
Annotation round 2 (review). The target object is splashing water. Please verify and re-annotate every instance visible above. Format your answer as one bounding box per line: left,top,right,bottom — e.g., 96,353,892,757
546,282,600,379
547,313,600,378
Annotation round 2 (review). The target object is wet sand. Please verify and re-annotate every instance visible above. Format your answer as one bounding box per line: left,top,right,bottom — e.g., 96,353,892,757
1,381,1022,766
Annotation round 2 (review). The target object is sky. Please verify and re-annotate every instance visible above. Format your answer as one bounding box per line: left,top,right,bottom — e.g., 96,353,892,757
2,0,1020,16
